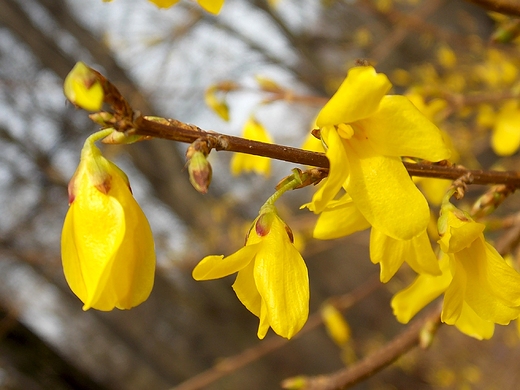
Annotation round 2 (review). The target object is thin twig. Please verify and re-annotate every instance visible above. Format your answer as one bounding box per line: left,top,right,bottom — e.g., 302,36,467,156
465,0,520,16
171,275,381,390
132,116,520,187
282,304,442,390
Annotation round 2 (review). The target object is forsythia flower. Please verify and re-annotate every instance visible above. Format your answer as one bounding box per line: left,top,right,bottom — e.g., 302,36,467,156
307,66,450,240
230,116,273,177
192,205,309,339
148,0,224,14
392,205,520,339
61,130,155,311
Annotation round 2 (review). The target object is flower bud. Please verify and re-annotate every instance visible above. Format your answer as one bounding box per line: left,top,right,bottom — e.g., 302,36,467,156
187,151,212,194
64,62,104,111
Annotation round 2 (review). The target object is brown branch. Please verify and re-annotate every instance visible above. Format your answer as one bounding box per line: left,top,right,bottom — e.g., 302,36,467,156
282,305,442,390
171,275,381,390
465,0,520,17
133,116,520,188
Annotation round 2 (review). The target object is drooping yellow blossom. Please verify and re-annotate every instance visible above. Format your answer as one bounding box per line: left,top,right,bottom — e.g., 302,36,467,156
192,205,309,339
491,100,520,156
307,66,450,240
391,255,494,340
61,129,155,311
392,204,520,339
148,0,224,13
64,62,104,112
231,116,273,177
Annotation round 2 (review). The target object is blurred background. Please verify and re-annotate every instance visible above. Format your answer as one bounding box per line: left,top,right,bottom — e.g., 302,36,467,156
1,0,520,389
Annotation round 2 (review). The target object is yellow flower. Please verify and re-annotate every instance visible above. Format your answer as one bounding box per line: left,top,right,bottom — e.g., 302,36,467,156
148,0,224,13
391,255,494,340
230,116,273,177
491,100,520,156
61,130,155,311
192,205,309,339
392,205,520,339
64,62,104,112
307,66,450,240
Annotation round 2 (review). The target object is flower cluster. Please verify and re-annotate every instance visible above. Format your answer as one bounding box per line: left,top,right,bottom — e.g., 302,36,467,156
306,66,450,282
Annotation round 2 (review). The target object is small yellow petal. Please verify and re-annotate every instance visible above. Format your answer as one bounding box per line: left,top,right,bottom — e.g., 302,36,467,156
316,66,391,127
454,302,494,340
197,0,225,14
313,193,370,240
308,127,350,214
148,0,180,8
233,261,261,317
192,245,259,280
391,255,451,323
360,95,451,162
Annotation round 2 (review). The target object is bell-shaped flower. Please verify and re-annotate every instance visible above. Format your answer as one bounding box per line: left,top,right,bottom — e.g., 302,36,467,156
61,130,155,311
391,255,494,340
307,66,451,240
438,206,520,326
192,205,309,339
231,116,273,177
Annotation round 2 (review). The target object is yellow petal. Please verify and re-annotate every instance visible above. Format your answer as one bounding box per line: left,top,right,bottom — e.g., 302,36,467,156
308,126,350,214
360,95,451,162
192,244,259,280
101,174,156,310
345,138,429,240
197,0,224,13
313,193,370,240
316,66,391,127
370,228,405,282
233,261,261,317
454,303,494,340
442,255,465,325
439,211,485,253
258,299,271,339
370,229,440,283
62,175,126,309
391,255,451,323
148,0,180,8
